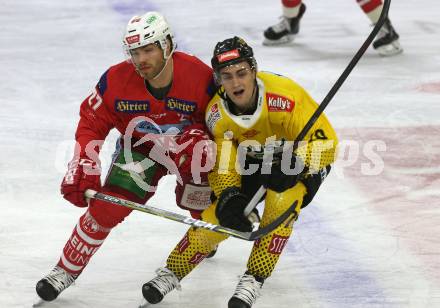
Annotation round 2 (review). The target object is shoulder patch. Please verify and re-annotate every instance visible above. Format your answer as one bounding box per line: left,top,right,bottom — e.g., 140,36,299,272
206,103,222,133
266,93,294,112
96,69,109,96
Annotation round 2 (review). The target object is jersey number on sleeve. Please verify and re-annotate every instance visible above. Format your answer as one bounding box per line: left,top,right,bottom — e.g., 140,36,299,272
88,88,103,111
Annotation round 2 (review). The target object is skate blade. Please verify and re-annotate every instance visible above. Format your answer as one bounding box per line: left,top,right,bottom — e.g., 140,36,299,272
32,297,46,307
262,35,293,46
138,298,150,308
377,40,403,57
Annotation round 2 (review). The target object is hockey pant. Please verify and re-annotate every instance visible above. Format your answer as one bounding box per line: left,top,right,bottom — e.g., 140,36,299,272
57,142,211,276
166,182,306,280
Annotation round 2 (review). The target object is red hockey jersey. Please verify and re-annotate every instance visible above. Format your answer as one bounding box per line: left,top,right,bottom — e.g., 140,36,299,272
75,51,215,156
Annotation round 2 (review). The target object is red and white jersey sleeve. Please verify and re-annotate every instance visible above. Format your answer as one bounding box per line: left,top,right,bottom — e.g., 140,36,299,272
75,69,117,157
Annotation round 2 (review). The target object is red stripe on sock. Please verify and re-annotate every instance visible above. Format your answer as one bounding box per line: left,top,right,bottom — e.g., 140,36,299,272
57,211,110,275
357,0,383,13
282,0,302,8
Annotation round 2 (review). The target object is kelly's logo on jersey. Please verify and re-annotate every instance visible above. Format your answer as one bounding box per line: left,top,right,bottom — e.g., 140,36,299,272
266,93,294,112
115,100,150,113
165,97,197,114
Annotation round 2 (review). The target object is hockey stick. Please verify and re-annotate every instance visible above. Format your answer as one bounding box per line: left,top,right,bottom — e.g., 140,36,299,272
243,0,392,217
85,189,297,241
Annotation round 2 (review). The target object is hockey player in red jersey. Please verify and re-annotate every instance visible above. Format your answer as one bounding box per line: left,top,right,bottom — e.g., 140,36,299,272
35,11,216,302
264,0,403,56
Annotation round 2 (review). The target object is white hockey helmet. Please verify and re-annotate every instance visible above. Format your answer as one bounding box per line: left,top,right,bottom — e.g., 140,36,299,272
123,12,176,60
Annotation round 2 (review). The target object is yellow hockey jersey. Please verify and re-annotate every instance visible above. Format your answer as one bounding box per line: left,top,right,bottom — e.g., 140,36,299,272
205,71,338,197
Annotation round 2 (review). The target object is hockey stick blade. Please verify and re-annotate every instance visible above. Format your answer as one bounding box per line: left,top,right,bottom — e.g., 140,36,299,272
85,189,297,241
243,0,392,217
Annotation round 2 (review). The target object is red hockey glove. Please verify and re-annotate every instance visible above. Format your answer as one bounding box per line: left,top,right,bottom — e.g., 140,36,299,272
61,158,101,207
174,124,215,183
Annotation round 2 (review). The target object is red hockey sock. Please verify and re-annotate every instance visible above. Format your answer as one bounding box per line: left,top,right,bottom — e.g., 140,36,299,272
282,0,302,18
357,0,382,13
57,210,111,276
282,0,302,8
357,0,383,24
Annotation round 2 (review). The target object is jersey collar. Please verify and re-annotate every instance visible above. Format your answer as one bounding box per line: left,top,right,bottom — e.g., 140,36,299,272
221,77,265,129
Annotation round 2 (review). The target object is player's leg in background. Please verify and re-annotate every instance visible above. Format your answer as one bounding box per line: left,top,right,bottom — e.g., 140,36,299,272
263,0,307,45
35,141,167,302
228,183,306,308
356,0,403,56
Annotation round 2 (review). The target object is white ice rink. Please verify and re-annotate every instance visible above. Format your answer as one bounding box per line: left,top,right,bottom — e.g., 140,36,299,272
1,0,440,307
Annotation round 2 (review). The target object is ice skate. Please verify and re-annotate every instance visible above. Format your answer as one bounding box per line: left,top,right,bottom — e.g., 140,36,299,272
373,17,403,56
263,3,306,45
228,272,264,308
35,266,77,302
142,267,181,304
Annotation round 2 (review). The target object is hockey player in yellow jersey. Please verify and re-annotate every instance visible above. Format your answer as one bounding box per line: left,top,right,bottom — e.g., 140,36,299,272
141,36,338,308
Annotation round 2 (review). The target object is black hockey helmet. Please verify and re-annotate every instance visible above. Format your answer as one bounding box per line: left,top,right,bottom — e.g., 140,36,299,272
211,36,257,77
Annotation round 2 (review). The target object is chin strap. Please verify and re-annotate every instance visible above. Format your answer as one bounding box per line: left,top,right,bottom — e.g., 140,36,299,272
152,44,176,80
